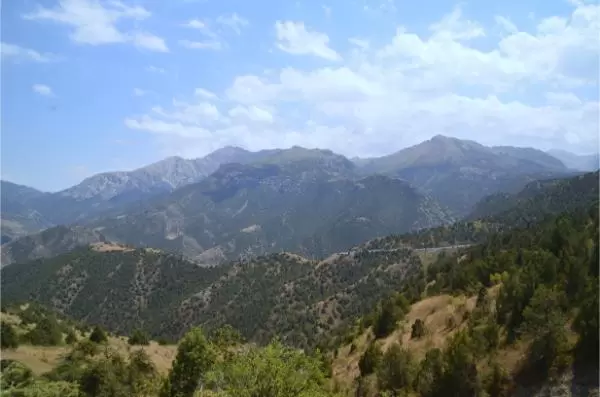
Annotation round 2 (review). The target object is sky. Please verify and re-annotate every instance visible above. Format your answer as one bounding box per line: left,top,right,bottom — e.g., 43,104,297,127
1,0,599,192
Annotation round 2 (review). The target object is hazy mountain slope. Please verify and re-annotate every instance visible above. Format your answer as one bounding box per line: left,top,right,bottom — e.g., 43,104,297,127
547,149,599,171
0,225,108,267
355,135,571,215
0,147,263,236
1,245,423,349
90,157,453,264
468,171,599,225
0,181,54,243
59,146,256,201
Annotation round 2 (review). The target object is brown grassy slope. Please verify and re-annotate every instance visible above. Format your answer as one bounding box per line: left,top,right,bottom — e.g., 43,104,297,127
0,312,177,375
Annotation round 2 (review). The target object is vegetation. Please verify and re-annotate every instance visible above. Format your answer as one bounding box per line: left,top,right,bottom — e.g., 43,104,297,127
89,326,108,344
1,322,19,349
342,202,599,396
128,329,150,346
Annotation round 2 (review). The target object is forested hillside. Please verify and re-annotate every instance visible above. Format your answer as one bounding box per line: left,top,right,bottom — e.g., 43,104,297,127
1,245,425,349
331,203,599,396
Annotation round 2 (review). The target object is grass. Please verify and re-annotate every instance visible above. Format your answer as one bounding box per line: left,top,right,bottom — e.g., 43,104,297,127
0,312,177,375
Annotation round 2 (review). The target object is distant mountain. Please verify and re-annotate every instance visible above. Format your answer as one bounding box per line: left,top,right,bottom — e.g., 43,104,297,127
0,147,264,237
1,181,53,243
2,137,575,251
60,146,257,201
355,135,571,215
547,149,599,172
89,149,453,264
1,243,422,349
0,225,108,267
468,170,599,226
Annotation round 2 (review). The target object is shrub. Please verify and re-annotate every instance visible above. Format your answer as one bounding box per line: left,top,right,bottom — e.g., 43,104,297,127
1,322,19,349
89,326,108,344
25,317,62,346
128,329,150,346
411,319,426,339
359,343,382,377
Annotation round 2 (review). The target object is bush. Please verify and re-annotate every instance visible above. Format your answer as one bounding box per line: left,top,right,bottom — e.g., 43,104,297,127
65,328,78,345
359,343,382,377
377,343,416,393
89,326,108,344
157,337,170,346
128,329,150,346
1,322,19,349
411,319,426,339
25,317,62,346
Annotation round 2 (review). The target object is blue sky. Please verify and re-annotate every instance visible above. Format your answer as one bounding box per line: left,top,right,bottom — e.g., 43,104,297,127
2,0,599,191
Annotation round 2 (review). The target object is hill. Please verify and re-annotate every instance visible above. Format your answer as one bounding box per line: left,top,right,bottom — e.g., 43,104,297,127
0,225,109,267
329,203,599,396
1,241,436,350
468,171,599,225
548,149,599,172
88,163,453,264
355,135,571,215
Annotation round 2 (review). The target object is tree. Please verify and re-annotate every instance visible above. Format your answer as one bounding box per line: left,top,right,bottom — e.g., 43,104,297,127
359,343,382,377
376,343,415,394
161,327,217,397
441,331,482,397
204,340,333,397
415,348,444,397
1,322,19,349
210,324,243,349
89,326,108,344
520,286,571,378
128,329,150,346
25,316,62,346
374,298,403,338
411,319,426,339
485,362,512,397
65,328,77,345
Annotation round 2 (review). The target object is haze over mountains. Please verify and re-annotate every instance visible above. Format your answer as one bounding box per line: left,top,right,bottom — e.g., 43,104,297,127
1,135,594,266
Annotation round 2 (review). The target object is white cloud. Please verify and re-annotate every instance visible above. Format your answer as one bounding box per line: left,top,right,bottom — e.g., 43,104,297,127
429,6,485,41
229,105,274,123
1,42,58,62
33,84,53,96
126,3,599,157
495,16,518,34
194,88,217,99
179,39,222,50
23,0,167,52
133,88,148,97
275,21,341,61
322,5,332,18
132,32,169,52
348,37,369,50
216,13,249,34
182,19,218,38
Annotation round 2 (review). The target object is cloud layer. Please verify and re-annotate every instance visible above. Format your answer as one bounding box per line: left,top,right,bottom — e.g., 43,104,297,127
124,2,599,158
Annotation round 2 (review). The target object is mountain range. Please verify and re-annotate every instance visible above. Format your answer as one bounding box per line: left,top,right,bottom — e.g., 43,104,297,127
1,135,586,266
2,169,598,350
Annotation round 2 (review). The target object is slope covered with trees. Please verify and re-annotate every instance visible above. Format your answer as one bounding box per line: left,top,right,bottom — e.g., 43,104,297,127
1,246,424,350
332,203,599,396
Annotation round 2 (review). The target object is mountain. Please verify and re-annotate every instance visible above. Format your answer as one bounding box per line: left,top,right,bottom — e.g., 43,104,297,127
1,244,424,349
468,170,599,225
59,146,257,201
355,135,571,215
0,147,263,237
1,181,53,243
0,225,109,267
547,149,599,172
88,153,453,264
